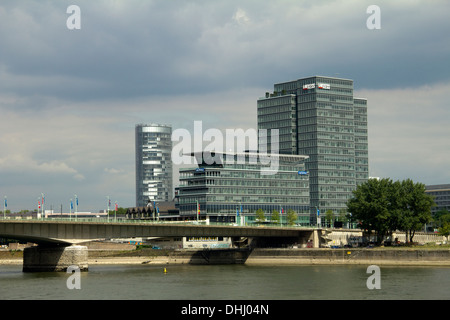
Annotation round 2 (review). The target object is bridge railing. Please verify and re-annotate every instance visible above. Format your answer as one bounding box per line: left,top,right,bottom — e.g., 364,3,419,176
0,215,319,229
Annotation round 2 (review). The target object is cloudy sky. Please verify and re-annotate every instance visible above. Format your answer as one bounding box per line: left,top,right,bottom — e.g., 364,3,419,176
0,0,449,213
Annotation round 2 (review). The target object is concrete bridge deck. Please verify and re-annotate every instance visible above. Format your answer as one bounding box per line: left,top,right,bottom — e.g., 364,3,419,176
0,219,323,272
0,219,319,245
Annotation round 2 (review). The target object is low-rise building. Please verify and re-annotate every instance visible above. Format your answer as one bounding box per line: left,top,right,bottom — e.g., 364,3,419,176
176,151,311,225
426,184,450,215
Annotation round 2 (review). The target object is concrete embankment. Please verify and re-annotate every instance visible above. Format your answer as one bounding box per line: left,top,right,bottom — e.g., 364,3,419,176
3,247,450,266
87,248,450,266
0,250,23,264
245,248,450,266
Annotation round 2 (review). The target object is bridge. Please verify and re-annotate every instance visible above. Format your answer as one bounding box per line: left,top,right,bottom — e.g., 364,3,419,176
0,219,323,272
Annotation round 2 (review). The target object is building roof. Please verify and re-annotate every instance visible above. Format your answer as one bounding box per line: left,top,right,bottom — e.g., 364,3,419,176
185,151,309,165
426,184,450,192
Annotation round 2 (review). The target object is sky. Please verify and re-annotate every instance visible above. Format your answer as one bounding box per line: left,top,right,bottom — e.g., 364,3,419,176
0,0,449,213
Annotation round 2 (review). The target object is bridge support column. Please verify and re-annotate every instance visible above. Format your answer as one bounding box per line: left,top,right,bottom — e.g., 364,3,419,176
313,229,320,248
23,245,88,272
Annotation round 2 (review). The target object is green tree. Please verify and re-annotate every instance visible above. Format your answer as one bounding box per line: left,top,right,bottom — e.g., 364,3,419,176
325,209,334,227
286,209,297,226
433,209,450,241
396,179,434,243
439,222,450,241
338,209,348,224
109,207,127,216
347,178,394,244
255,208,265,222
271,209,280,224
434,209,450,227
347,178,435,245
434,209,450,240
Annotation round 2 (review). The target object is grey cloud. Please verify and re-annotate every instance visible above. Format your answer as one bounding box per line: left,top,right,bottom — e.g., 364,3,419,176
1,0,449,211
2,0,449,102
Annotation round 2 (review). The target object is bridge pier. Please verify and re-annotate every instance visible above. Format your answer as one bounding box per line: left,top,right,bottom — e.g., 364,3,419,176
23,245,88,272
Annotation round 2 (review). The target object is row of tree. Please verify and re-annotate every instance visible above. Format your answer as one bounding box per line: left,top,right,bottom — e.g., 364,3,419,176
347,178,435,244
434,209,450,239
255,208,298,225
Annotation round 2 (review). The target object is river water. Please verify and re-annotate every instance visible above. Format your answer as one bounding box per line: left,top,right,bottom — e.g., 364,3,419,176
1,263,449,300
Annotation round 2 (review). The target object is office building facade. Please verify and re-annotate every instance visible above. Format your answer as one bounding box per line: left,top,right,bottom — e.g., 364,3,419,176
258,76,369,219
135,124,173,207
425,184,450,215
176,152,310,224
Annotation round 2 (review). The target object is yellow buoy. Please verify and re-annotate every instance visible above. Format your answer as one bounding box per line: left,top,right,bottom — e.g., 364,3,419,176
164,267,167,273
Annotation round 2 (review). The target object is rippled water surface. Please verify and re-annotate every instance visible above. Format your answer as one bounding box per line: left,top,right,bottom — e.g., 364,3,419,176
1,264,450,300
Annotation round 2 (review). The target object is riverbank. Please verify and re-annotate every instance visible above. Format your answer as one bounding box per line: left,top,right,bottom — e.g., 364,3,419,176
3,247,450,266
84,244,450,266
246,248,450,266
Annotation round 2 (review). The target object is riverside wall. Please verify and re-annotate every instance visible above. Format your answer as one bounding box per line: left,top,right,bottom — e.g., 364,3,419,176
245,248,450,266
87,247,450,266
325,230,447,247
2,239,450,266
2,248,450,266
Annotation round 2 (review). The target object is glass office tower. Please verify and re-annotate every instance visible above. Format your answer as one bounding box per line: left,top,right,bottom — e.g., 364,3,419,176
135,124,173,207
177,152,310,224
257,76,369,222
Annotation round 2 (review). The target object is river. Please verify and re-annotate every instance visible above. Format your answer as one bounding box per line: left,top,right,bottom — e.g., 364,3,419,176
1,263,449,300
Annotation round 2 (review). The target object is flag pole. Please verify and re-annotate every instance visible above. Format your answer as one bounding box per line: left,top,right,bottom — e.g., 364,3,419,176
115,201,117,222
3,196,6,219
196,200,199,223
280,205,282,227
106,196,110,222
240,203,243,226
41,193,45,219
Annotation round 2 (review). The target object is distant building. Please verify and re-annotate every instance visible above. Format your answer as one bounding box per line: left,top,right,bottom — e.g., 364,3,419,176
176,151,310,225
44,212,108,219
257,75,369,220
425,184,450,215
135,124,173,207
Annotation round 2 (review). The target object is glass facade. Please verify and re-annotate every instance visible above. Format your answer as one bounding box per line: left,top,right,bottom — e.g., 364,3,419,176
135,124,173,207
425,184,450,216
177,152,310,224
257,76,369,220
354,98,369,186
257,94,297,154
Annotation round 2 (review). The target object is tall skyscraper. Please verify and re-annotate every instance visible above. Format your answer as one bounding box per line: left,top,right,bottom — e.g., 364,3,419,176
257,76,368,220
135,124,173,207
